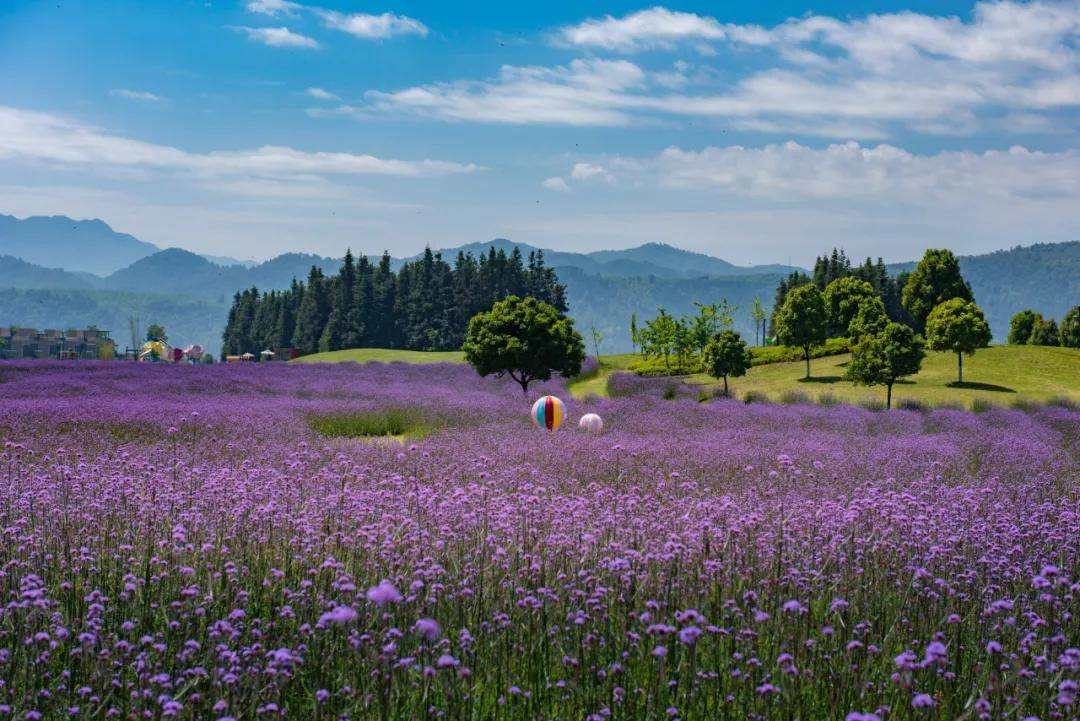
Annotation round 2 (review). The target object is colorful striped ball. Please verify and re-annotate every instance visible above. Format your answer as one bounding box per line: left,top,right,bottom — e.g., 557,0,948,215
579,413,604,433
531,395,566,431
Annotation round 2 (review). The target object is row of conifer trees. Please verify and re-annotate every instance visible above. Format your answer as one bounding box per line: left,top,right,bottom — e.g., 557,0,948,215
221,246,567,357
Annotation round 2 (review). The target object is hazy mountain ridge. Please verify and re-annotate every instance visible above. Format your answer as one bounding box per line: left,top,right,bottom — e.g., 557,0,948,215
1,214,1077,353
0,214,260,276
0,214,158,276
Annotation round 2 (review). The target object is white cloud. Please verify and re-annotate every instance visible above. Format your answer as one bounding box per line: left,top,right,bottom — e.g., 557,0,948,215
315,9,428,39
305,87,339,101
596,141,1080,204
245,0,427,40
541,176,570,192
555,7,738,52
367,58,647,125
570,163,614,183
245,0,301,16
235,25,320,49
367,1,1080,136
0,106,479,191
109,89,165,102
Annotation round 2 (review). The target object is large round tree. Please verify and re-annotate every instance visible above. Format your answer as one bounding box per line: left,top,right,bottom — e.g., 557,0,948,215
846,322,925,409
462,295,585,394
902,249,973,331
925,298,992,384
823,277,877,338
774,284,828,380
1007,309,1040,345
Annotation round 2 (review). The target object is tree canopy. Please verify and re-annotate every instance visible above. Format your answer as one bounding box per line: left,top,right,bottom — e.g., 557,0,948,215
222,247,567,358
703,329,751,396
824,276,878,338
925,298,992,384
1029,317,1060,346
848,296,889,342
902,249,973,331
146,323,167,342
774,284,828,379
846,322,925,409
1061,306,1080,348
462,296,585,394
1007,309,1040,345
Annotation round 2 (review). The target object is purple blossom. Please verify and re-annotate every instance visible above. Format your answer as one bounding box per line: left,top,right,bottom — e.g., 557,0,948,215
366,580,402,606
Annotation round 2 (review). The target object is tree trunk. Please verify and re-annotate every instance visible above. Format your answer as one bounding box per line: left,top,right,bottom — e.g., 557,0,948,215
886,382,893,410
957,352,963,384
723,375,729,397
804,347,811,379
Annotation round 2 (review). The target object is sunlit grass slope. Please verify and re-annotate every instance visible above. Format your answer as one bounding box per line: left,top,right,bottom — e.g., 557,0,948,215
292,348,465,364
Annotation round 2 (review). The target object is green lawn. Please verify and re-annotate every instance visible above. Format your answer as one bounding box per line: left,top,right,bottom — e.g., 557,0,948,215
294,345,1079,410
573,345,1080,408
291,348,465,364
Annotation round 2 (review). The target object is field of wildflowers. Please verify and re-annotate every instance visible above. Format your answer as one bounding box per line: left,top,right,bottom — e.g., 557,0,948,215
0,359,1077,720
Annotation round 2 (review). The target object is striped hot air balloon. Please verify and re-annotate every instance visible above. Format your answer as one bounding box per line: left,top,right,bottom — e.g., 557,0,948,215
531,395,566,431
579,413,604,433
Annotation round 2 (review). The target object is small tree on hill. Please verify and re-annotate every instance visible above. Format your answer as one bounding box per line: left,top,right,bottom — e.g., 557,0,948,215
848,296,889,342
774,284,828,379
750,297,767,346
1061,306,1080,348
639,309,680,373
690,300,734,354
703,330,751,397
925,298,992,384
1008,310,1040,345
462,296,585,394
589,324,604,365
1029,317,1060,346
902,249,973,331
846,322,925,409
824,277,877,338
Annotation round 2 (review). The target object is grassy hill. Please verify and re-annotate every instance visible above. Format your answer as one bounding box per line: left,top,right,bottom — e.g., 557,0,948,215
292,348,465,364
294,344,1079,410
577,345,1080,408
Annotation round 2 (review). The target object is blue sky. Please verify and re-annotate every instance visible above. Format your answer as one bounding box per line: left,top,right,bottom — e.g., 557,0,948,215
0,0,1077,266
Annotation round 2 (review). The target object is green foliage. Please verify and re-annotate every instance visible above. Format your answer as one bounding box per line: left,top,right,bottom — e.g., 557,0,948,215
925,298,992,383
846,322,925,408
823,276,877,337
749,297,767,346
309,409,428,439
689,300,735,353
748,337,851,366
637,308,681,373
1008,309,1040,345
224,247,567,358
774,284,828,378
1029,317,1060,346
902,249,974,330
146,322,167,341
848,296,889,342
1061,306,1080,348
627,355,703,376
703,329,750,396
462,296,585,393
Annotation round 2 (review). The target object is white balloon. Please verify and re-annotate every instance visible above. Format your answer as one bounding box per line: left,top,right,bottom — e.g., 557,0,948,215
579,413,604,433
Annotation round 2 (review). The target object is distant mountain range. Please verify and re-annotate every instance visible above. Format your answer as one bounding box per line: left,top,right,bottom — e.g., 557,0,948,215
1,214,1077,353
0,214,254,276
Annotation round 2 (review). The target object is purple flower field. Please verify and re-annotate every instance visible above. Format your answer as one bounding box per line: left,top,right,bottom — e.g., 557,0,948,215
0,360,1078,720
